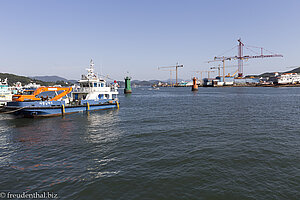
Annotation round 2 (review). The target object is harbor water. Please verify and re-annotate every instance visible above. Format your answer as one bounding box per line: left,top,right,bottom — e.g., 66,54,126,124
1,87,300,199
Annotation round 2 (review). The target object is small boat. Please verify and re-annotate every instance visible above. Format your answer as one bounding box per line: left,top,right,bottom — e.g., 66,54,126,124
4,60,119,117
0,78,13,106
150,84,159,90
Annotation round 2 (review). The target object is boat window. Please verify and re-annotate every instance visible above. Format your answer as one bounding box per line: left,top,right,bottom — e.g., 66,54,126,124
94,83,97,87
90,83,93,87
23,90,34,95
80,83,89,87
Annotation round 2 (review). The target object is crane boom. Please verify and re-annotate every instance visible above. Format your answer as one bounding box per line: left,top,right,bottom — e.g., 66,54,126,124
158,68,176,86
214,54,283,61
211,39,283,77
13,87,72,102
158,63,183,85
243,54,283,59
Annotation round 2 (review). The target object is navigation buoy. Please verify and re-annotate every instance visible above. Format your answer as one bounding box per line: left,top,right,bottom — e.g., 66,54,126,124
124,76,132,94
192,77,198,91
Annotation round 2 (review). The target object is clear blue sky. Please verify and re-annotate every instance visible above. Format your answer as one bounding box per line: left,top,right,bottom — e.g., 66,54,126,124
0,0,299,80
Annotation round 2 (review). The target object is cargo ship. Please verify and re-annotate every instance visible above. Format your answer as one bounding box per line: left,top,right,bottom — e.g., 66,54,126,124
4,60,119,117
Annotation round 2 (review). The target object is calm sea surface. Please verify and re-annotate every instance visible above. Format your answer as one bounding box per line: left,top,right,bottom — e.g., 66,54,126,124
1,87,300,199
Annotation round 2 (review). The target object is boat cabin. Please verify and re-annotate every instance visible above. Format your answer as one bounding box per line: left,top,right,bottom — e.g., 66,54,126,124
72,60,118,101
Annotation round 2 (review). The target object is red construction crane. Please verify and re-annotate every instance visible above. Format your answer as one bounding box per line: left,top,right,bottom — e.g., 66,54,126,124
213,38,283,77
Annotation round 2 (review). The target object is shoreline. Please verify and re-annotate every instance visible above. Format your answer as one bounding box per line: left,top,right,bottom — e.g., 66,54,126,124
169,84,300,88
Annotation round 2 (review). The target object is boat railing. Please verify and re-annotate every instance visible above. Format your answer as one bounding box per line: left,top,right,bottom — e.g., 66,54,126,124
73,87,112,93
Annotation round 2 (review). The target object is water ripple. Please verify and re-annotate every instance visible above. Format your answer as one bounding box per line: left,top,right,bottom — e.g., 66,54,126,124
1,87,300,199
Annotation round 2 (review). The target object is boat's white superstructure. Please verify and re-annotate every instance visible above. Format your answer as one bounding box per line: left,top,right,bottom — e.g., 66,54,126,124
4,60,119,117
72,60,118,101
0,78,13,106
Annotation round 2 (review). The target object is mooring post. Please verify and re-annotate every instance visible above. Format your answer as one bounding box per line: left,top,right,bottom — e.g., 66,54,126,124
86,102,90,111
61,104,65,115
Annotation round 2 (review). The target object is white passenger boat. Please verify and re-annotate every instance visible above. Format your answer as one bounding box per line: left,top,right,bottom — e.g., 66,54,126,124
0,78,13,106
4,60,119,117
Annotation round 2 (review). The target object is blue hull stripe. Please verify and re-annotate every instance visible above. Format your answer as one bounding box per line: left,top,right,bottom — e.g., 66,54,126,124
11,104,117,117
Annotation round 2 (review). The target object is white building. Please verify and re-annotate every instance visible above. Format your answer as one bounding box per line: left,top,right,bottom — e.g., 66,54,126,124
277,73,300,84
23,82,42,89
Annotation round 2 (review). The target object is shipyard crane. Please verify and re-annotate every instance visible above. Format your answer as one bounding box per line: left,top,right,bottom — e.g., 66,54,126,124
208,57,233,83
158,68,176,86
210,64,248,77
210,65,221,77
158,63,184,86
211,38,283,78
193,70,216,80
192,70,208,85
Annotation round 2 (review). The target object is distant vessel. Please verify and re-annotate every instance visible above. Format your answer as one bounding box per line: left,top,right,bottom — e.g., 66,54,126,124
0,78,13,106
151,85,159,90
4,60,119,117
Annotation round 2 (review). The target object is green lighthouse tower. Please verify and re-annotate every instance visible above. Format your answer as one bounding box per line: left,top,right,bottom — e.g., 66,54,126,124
124,76,132,94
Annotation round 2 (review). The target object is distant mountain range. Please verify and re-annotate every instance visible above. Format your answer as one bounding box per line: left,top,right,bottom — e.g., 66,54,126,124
30,76,68,82
259,67,300,77
285,67,300,74
0,73,74,86
30,77,177,87
246,67,300,78
2,67,300,86
30,76,77,84
0,73,48,85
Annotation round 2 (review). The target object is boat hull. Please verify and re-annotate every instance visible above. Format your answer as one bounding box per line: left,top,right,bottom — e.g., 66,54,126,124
0,94,13,105
4,100,118,117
